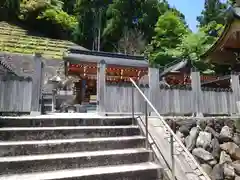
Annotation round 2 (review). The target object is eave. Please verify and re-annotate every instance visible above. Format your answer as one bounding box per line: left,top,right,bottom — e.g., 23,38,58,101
201,7,240,65
63,48,148,68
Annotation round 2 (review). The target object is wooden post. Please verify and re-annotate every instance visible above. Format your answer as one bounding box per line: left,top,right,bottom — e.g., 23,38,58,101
191,70,203,116
97,60,106,114
31,53,44,112
231,72,240,114
148,67,159,115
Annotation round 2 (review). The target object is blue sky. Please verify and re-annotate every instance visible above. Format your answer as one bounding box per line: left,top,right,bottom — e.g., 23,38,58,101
168,0,204,32
168,0,228,32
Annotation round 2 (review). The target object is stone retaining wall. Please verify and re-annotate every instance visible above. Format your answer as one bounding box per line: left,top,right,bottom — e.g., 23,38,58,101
165,117,240,180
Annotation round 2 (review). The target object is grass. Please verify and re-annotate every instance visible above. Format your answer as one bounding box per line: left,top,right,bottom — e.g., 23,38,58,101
0,21,76,59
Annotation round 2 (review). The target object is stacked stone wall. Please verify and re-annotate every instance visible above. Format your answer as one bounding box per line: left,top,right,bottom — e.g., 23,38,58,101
165,117,240,180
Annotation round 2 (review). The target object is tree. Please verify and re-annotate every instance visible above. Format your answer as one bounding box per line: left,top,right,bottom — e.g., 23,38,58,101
176,31,213,72
19,0,78,39
73,0,111,50
197,0,227,28
147,11,189,66
61,0,76,15
102,0,171,52
172,23,231,74
0,0,20,19
117,28,146,55
228,0,237,5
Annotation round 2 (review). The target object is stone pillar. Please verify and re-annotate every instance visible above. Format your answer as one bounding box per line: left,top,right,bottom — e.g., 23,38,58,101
97,60,106,114
148,67,159,114
191,71,203,116
231,73,240,114
31,53,44,112
52,89,57,112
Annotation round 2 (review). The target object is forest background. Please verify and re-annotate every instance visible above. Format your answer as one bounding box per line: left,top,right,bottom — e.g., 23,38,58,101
0,0,237,74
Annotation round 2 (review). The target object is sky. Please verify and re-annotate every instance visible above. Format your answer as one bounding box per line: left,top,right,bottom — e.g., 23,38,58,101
168,0,205,32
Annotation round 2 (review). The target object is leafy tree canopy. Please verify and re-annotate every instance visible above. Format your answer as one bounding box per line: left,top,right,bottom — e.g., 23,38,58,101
147,11,189,66
0,0,237,75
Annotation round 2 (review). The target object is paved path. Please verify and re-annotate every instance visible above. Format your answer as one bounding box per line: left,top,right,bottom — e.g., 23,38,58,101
142,116,211,180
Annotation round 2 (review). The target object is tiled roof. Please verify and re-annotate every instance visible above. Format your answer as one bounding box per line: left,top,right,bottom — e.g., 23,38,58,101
0,55,16,74
160,60,189,77
0,21,86,60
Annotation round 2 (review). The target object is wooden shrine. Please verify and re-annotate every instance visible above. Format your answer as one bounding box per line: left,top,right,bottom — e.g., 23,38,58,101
159,60,219,87
63,47,148,105
202,5,240,67
200,3,240,88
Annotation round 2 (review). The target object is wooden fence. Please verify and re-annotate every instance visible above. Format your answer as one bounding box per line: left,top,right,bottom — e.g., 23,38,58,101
0,53,44,113
105,84,236,115
0,78,32,113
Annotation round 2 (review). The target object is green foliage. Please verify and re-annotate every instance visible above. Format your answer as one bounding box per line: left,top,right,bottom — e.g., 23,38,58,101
102,0,171,52
61,0,76,15
200,21,224,38
146,5,230,74
197,0,227,28
176,31,213,72
0,0,20,19
73,0,110,49
145,0,233,74
38,9,77,31
147,11,189,66
18,0,78,40
0,0,236,76
1,0,188,57
2,0,20,11
228,0,237,5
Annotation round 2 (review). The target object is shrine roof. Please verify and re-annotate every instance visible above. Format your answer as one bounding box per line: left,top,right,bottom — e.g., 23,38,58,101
201,6,240,64
64,47,148,68
159,59,192,77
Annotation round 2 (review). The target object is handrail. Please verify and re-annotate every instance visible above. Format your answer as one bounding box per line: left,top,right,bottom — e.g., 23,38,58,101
136,115,172,172
129,78,211,180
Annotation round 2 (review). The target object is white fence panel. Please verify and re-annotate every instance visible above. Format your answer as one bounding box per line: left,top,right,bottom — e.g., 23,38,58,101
0,79,32,112
105,85,235,115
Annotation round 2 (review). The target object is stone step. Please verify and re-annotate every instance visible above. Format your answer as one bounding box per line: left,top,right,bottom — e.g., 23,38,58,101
0,136,145,157
0,117,135,127
0,148,151,175
0,162,162,180
0,126,140,141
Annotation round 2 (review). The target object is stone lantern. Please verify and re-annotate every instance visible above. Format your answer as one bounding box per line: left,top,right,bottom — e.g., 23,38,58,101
48,73,63,112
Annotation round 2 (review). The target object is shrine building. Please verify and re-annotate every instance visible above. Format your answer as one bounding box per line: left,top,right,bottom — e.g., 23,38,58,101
201,3,240,88
63,47,148,104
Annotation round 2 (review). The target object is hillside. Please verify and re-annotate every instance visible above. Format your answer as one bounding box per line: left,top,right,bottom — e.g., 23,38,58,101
0,21,81,60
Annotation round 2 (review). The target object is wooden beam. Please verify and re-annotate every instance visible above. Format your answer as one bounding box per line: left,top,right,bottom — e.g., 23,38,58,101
191,71,203,114
65,53,148,68
148,68,159,112
31,53,44,112
68,48,145,61
231,73,240,114
97,60,106,113
201,75,230,85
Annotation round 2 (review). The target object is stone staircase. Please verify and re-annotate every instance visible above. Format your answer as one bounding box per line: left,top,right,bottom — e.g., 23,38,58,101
0,116,163,180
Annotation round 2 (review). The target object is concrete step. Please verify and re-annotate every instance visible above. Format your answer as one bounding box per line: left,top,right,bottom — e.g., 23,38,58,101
0,126,140,141
0,148,151,175
0,162,162,180
0,136,145,157
0,117,135,127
